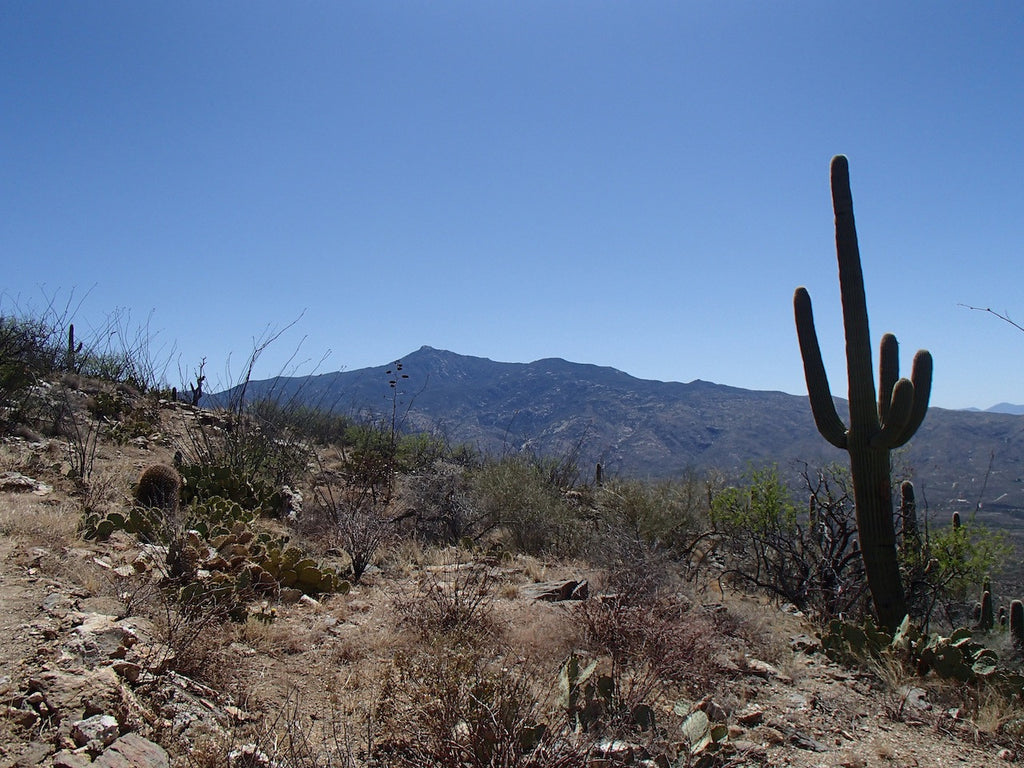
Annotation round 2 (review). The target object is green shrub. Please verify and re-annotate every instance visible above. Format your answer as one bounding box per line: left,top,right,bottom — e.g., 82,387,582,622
904,512,1011,631
593,474,709,559
469,454,578,556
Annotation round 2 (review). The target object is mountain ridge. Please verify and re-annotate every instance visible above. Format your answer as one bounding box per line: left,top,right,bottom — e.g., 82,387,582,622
221,346,1024,525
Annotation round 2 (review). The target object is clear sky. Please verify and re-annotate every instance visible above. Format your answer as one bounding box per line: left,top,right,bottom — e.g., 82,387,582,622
2,2,1022,410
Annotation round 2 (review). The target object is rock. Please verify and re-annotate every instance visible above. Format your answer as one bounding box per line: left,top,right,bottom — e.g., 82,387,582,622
736,706,765,726
743,657,790,683
69,613,131,661
12,740,52,765
591,739,636,761
696,696,728,722
78,596,127,616
789,633,819,652
229,744,273,767
520,579,589,601
43,593,73,614
999,748,1016,761
0,470,53,494
27,666,123,723
756,726,787,745
730,740,767,759
279,485,302,521
53,751,96,768
111,661,142,683
93,733,169,768
1,704,40,728
70,714,120,747
900,685,931,712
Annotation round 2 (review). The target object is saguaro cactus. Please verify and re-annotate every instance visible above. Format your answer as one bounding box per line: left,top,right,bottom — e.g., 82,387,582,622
1010,599,1024,651
899,480,919,556
794,155,933,630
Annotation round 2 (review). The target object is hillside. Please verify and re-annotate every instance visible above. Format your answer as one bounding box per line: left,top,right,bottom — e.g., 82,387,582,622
1,377,1021,767
225,346,1024,520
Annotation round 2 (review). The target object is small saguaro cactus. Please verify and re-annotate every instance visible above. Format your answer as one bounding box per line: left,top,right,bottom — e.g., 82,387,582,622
794,155,933,630
66,324,83,372
1010,600,1024,651
979,589,994,632
898,480,918,555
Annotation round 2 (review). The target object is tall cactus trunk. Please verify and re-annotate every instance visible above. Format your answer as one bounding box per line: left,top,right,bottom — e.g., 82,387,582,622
848,442,905,628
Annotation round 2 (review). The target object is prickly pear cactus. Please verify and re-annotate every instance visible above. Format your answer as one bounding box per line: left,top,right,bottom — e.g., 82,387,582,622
178,462,283,516
80,505,164,542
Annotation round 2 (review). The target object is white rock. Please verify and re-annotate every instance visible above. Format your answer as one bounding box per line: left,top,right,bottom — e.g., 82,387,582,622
71,714,120,747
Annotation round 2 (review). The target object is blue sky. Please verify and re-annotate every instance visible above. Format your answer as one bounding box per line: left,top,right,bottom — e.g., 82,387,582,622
2,2,1022,410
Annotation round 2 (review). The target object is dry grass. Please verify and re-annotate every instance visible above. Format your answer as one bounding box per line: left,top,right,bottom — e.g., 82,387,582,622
0,494,78,544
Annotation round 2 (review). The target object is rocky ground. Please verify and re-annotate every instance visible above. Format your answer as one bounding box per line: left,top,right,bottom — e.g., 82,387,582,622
0,393,1021,767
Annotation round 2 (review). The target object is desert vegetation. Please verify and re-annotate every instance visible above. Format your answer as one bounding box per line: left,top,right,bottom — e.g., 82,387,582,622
1,286,1023,768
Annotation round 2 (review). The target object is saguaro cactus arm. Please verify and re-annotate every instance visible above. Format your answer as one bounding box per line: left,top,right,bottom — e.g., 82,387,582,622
872,378,914,448
878,334,900,424
892,350,933,447
794,287,848,449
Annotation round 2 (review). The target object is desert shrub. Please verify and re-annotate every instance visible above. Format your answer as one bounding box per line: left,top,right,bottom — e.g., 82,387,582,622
592,473,710,562
180,404,312,501
0,313,66,429
394,548,500,644
574,579,728,701
904,512,1011,631
310,470,396,583
400,459,495,544
468,453,580,556
710,463,869,621
374,645,567,768
250,399,354,447
1,299,169,430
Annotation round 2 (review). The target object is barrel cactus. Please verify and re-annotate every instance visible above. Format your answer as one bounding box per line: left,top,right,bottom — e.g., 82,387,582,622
134,463,182,514
794,156,933,630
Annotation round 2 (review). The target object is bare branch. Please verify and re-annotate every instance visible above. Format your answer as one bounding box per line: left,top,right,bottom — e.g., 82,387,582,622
959,303,1024,334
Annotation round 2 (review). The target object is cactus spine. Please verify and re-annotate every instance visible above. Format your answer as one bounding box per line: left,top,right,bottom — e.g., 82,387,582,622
794,156,933,630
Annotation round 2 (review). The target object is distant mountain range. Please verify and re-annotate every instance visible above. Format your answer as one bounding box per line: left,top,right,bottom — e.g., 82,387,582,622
971,403,1024,416
218,346,1024,527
